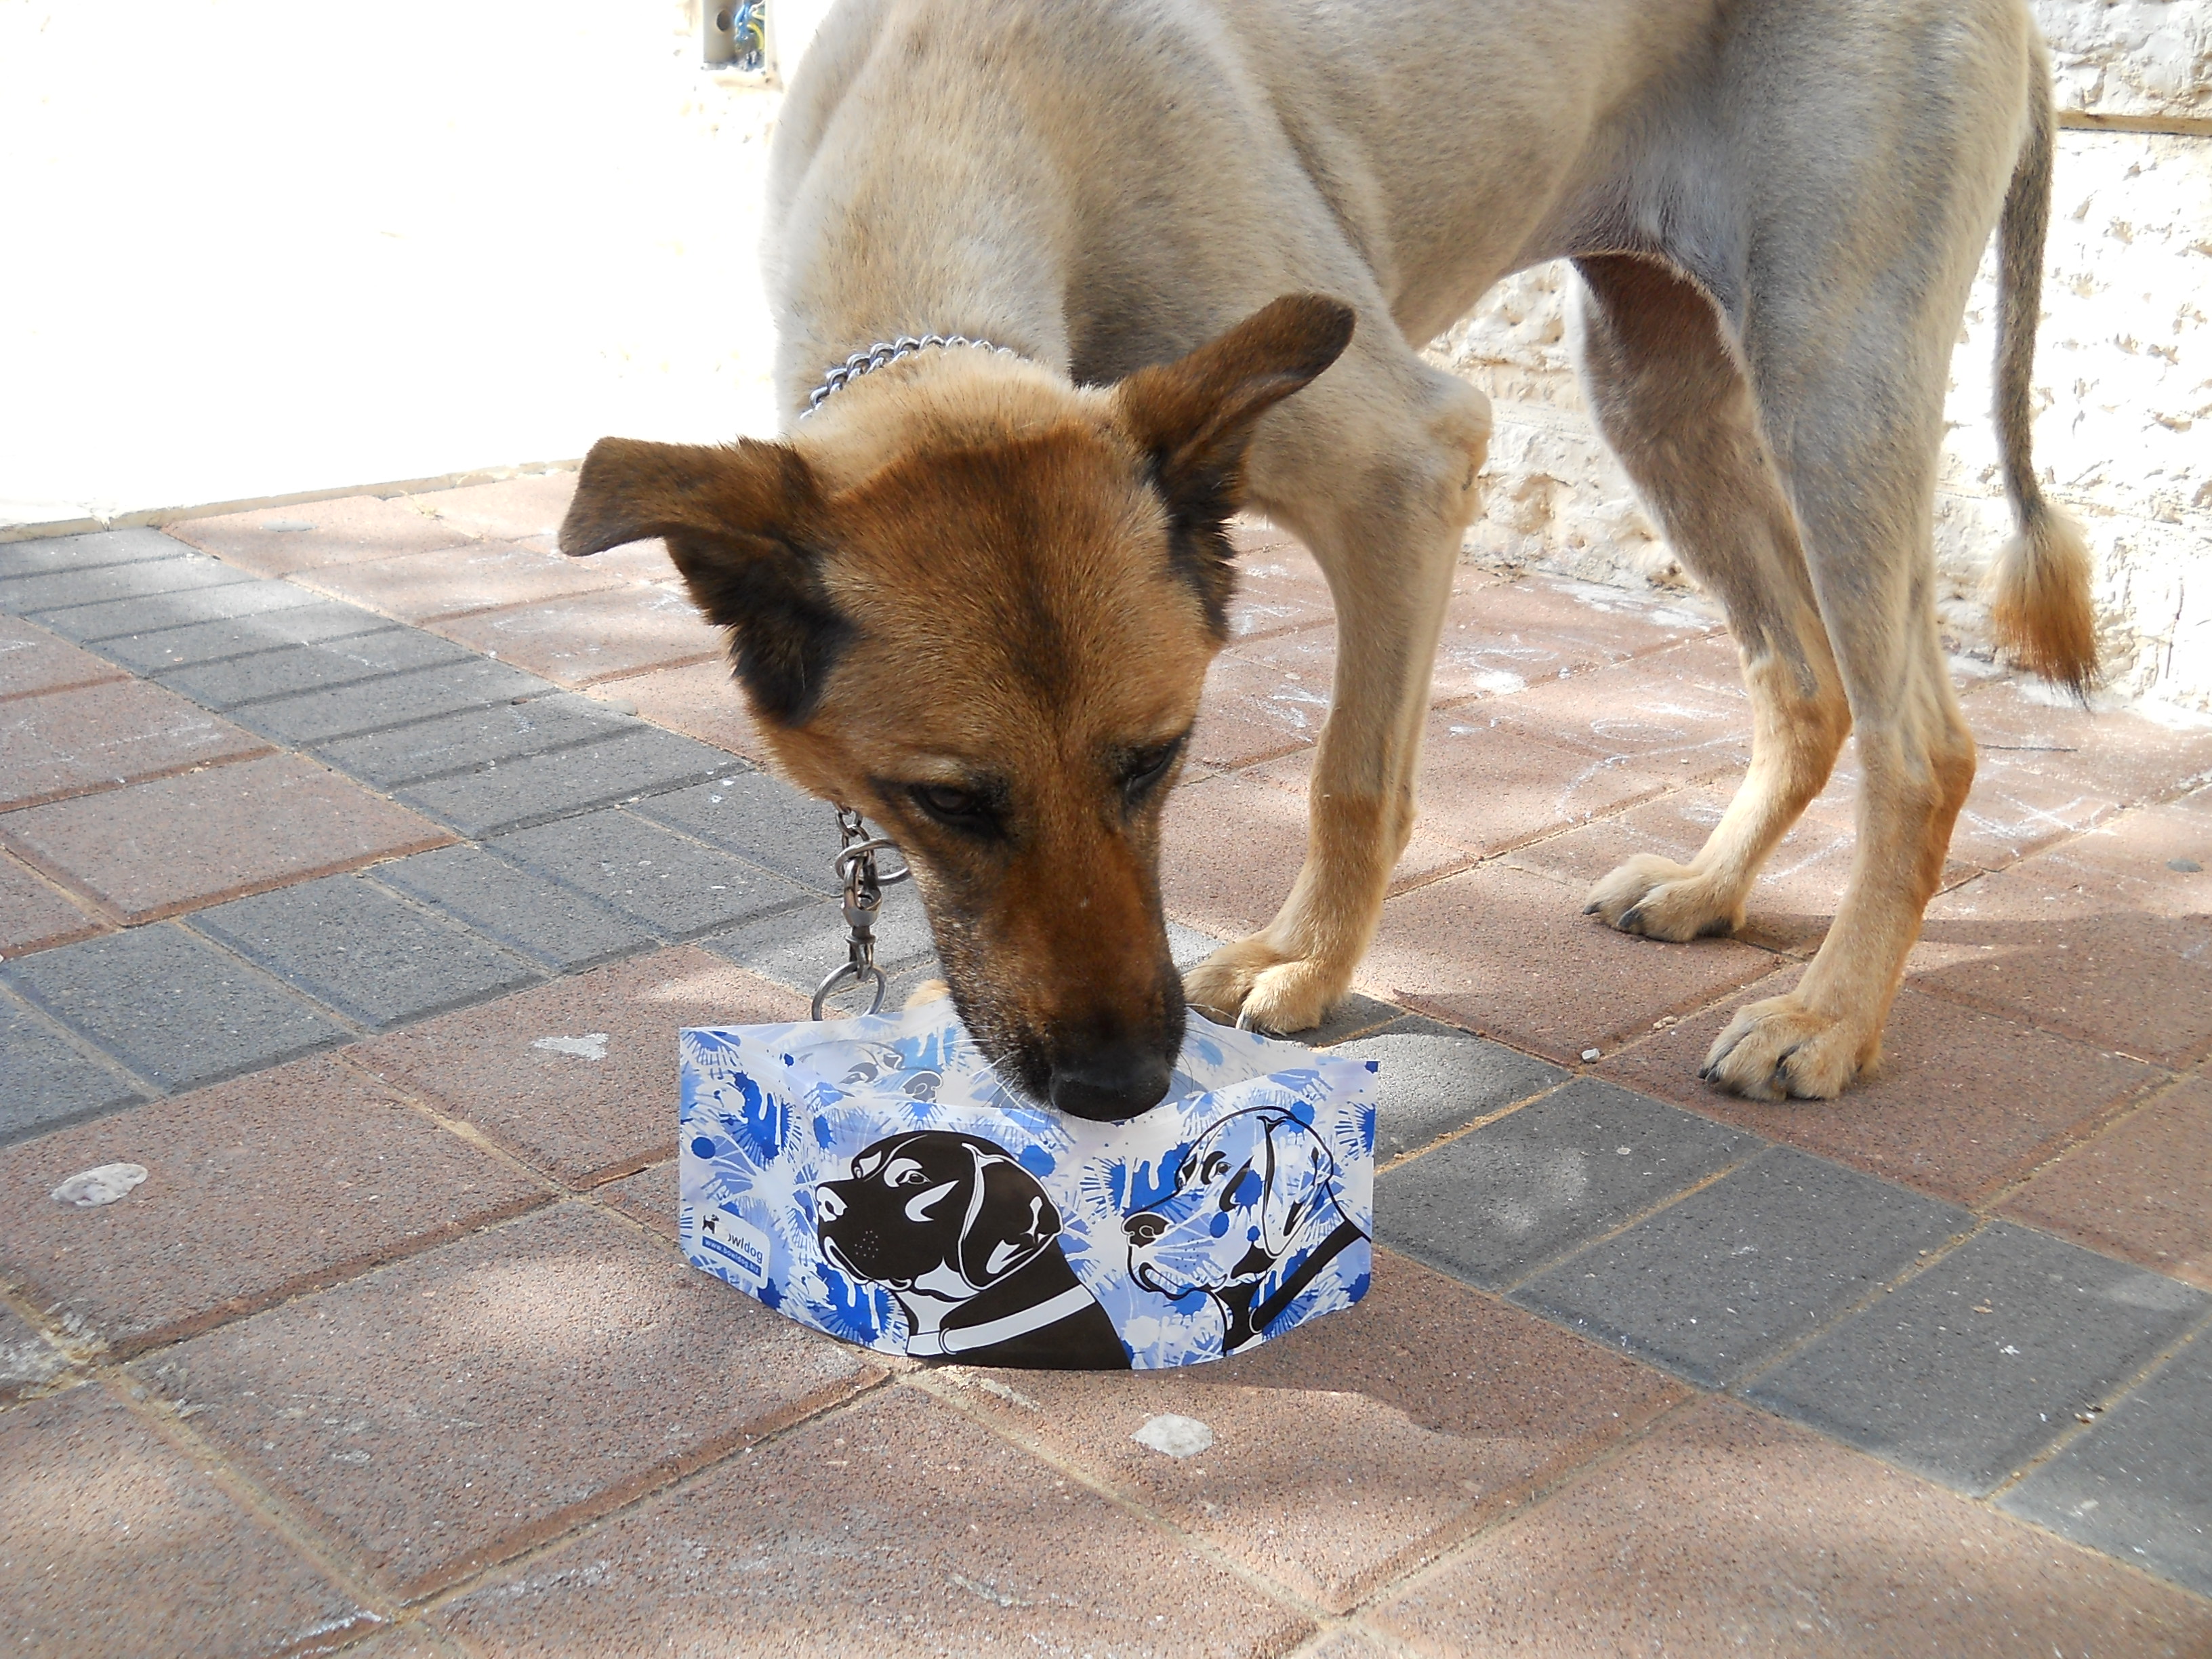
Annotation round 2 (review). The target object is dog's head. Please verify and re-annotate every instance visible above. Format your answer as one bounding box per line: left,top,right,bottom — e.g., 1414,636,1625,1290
815,1130,1061,1298
1123,1107,1343,1298
559,296,1353,1121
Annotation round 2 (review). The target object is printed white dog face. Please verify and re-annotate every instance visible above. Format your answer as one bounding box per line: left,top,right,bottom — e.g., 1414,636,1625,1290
1124,1106,1368,1354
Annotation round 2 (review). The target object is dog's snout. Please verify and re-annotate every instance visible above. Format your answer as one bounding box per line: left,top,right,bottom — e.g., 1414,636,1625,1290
1124,1211,1166,1245
814,1183,846,1221
1048,1043,1173,1122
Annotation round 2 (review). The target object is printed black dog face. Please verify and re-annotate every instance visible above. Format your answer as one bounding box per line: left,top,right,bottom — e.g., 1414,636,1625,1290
815,1130,1128,1368
1123,1107,1368,1353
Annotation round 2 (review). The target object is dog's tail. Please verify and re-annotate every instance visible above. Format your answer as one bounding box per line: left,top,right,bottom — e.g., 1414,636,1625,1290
1988,49,2097,698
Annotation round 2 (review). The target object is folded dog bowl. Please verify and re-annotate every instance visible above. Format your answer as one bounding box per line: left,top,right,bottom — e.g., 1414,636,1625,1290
679,997,1377,1369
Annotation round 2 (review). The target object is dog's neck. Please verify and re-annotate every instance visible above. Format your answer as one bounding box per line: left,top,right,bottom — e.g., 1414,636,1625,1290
1218,1201,1364,1354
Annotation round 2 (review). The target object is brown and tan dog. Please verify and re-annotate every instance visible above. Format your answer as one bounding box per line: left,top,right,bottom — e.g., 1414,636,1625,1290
560,0,2093,1116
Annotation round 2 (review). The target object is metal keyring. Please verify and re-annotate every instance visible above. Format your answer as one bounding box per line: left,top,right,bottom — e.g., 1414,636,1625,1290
812,958,889,1021
812,807,907,1020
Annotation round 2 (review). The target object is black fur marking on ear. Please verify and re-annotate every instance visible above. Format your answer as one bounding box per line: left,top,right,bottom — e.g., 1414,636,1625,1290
664,532,855,726
1147,464,1243,640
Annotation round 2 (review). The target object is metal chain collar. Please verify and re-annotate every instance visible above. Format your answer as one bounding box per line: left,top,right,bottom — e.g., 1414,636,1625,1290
800,332,1019,419
811,806,912,1019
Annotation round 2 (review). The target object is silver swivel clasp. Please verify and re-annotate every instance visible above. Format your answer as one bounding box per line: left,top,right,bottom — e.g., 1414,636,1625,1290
812,806,911,1019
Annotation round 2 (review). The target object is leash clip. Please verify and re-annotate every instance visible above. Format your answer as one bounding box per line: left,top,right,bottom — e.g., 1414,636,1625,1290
812,806,911,1019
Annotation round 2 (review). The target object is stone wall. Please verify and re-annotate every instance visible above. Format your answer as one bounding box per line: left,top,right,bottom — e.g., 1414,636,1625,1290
1427,1,2212,712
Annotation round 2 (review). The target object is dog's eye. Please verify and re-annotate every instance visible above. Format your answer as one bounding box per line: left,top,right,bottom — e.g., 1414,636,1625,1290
884,1159,929,1187
907,781,997,832
1121,737,1184,801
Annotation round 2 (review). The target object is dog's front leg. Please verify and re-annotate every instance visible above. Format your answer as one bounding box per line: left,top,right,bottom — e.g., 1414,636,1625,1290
1187,364,1490,1032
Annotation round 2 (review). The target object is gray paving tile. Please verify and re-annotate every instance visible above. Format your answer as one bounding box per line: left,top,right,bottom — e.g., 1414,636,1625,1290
1166,921,1225,975
1333,1015,1567,1162
2,553,252,621
375,844,660,971
230,657,555,745
317,692,637,787
192,876,541,1031
93,600,396,673
2001,1332,2212,1596
1747,1223,2209,1496
1512,1147,1972,1387
0,990,146,1145
702,883,937,998
1299,990,1405,1048
1375,1078,1755,1290
157,628,479,711
394,728,743,838
0,527,192,581
1,924,350,1091
632,771,844,893
488,809,806,939
28,575,328,644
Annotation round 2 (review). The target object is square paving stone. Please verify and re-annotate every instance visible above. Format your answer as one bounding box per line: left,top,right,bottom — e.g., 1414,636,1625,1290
0,1387,373,1659
166,494,474,575
142,1202,880,1598
155,626,478,711
631,767,848,893
1747,1222,2209,1496
1,752,453,924
1,923,350,1090
0,678,272,811
95,598,396,673
0,989,144,1144
700,882,937,998
314,690,637,787
2,548,254,621
0,614,131,700
1370,1393,2212,1658
930,1250,1685,1612
2001,1078,2212,1290
0,1052,548,1355
1331,1016,1568,1163
375,843,659,971
1357,861,1777,1065
1512,1147,1973,1387
395,727,742,838
1598,975,2164,1204
0,850,106,958
28,573,331,647
352,947,810,1185
192,876,539,1031
487,808,800,938
227,656,554,745
0,525,194,581
2001,1333,2212,1596
1377,1078,1756,1290
442,1385,1309,1658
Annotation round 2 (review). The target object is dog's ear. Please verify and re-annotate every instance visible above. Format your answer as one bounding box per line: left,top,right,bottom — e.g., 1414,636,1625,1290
1258,1114,1333,1255
560,436,851,725
960,1156,1061,1286
1114,294,1355,632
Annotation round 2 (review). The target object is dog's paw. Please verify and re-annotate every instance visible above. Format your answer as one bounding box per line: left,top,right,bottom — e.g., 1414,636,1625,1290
903,977,949,1009
1183,937,1337,1035
1584,854,1742,943
1699,994,1874,1101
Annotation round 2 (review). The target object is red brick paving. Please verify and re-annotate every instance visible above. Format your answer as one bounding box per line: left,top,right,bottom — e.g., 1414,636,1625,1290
0,1054,548,1355
1999,1077,2212,1291
933,1250,1685,1612
594,1157,679,1242
583,656,769,762
1600,974,2163,1204
351,946,809,1188
409,473,578,548
292,539,623,624
0,1385,372,1659
0,752,452,924
440,1385,1313,1657
139,1201,881,1598
0,678,272,813
0,616,131,701
0,849,108,956
429,582,720,687
1370,1395,2212,1657
167,495,474,577
1359,861,1776,1064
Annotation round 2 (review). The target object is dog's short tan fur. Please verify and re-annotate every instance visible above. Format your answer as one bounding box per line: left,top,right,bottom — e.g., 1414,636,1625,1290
562,0,2093,1111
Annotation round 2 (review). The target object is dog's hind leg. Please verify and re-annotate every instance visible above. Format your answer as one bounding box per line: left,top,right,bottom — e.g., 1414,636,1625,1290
1184,352,1492,1033
1572,254,1852,944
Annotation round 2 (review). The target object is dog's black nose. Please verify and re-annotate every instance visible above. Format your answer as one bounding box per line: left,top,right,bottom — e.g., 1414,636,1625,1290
1048,1045,1172,1122
1124,1212,1166,1245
